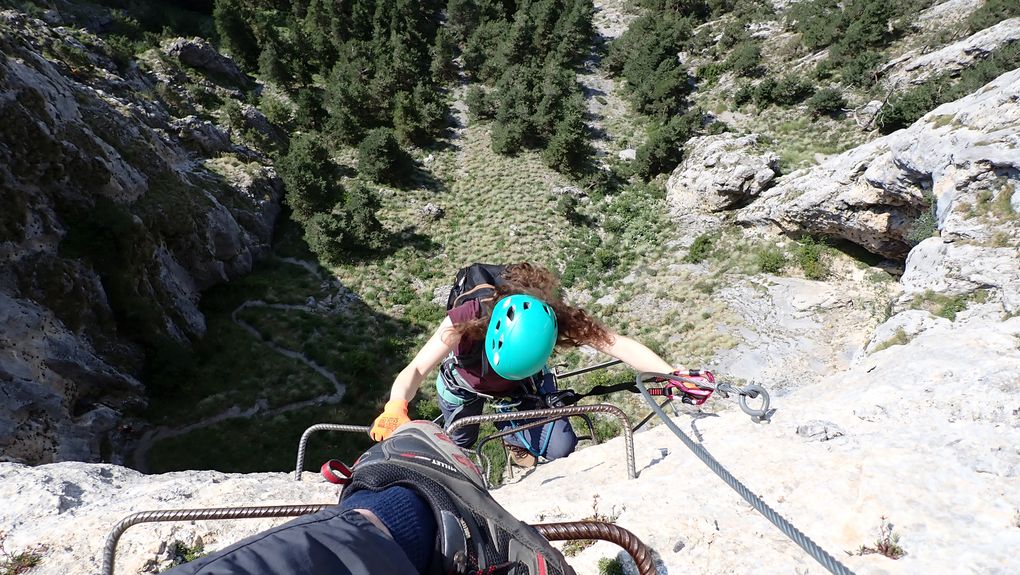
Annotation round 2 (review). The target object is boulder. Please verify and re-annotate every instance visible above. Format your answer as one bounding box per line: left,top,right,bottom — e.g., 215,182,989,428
162,37,250,88
882,18,1020,87
738,68,1020,261
419,202,444,222
169,115,231,155
667,133,779,216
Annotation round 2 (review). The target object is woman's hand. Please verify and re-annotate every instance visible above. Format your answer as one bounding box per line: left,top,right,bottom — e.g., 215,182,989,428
370,399,411,441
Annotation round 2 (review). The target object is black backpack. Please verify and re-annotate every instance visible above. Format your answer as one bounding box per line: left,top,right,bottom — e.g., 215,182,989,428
445,263,507,311
442,263,507,375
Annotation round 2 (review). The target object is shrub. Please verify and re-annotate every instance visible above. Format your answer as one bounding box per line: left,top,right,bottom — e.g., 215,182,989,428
746,76,815,109
794,235,829,279
773,75,816,105
787,0,842,50
357,127,410,185
685,232,717,263
466,85,494,120
277,133,339,221
633,110,701,180
302,184,387,264
757,246,786,273
542,108,592,175
725,41,762,77
907,191,938,245
733,82,755,106
967,0,1020,33
806,87,847,118
877,83,941,133
213,0,258,70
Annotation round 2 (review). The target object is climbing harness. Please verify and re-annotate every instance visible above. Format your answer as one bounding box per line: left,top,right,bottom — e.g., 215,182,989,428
540,359,772,422
633,371,855,575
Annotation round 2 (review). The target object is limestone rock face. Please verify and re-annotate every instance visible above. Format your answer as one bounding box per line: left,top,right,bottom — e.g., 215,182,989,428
667,134,780,216
0,12,282,465
882,18,1020,86
4,299,1019,575
737,68,1020,261
0,463,339,575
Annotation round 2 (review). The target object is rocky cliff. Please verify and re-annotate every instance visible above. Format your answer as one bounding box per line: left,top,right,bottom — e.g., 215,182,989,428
0,10,282,466
1,53,1017,575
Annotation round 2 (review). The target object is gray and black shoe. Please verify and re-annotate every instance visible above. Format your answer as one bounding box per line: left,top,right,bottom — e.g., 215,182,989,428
340,421,575,575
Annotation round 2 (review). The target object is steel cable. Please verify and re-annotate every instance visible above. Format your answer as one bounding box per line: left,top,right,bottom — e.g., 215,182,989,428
636,372,855,575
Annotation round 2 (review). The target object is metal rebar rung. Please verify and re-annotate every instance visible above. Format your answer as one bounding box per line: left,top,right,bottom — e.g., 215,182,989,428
102,506,654,575
102,505,333,575
536,521,655,575
447,403,636,479
294,424,371,480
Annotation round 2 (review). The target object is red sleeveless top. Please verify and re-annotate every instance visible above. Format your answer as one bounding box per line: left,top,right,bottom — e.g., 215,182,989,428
448,299,521,394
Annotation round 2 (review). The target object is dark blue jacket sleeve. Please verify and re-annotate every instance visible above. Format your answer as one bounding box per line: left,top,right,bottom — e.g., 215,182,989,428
162,505,417,575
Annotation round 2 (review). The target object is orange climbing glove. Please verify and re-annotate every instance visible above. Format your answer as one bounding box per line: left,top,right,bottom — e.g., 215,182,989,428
370,399,410,441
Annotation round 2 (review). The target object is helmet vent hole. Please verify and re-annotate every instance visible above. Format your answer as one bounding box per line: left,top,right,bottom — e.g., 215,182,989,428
523,301,530,310
494,320,501,330
506,307,515,321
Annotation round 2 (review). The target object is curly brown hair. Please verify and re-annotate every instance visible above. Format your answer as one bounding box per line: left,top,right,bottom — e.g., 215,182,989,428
450,263,611,348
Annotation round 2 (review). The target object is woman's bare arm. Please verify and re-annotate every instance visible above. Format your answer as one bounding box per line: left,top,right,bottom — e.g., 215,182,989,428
389,316,458,402
592,331,684,374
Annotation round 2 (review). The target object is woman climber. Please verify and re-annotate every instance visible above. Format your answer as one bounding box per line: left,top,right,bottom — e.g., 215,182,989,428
370,262,698,466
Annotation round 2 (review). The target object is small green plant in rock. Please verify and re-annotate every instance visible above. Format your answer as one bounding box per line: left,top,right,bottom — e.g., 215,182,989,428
597,557,625,575
908,190,938,245
160,540,206,572
854,516,906,559
561,495,623,556
794,236,829,279
909,290,982,321
0,531,45,575
870,328,910,353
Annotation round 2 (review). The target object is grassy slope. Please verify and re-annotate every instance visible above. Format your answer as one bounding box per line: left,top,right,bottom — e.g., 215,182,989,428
146,0,974,476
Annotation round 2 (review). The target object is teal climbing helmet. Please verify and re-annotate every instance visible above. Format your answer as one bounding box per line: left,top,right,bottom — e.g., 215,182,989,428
484,294,558,380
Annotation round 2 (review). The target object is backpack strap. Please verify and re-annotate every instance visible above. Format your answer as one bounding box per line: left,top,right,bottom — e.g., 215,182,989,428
450,283,496,309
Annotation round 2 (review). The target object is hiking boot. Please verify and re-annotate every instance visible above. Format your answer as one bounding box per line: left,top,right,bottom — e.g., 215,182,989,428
341,421,575,575
505,441,537,468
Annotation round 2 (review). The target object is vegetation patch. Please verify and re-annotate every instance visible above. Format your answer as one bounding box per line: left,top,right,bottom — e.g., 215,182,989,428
561,495,623,557
877,42,1020,133
597,557,625,575
794,236,831,279
909,289,988,321
852,516,906,559
870,328,911,353
0,531,45,575
161,540,206,571
907,190,938,245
